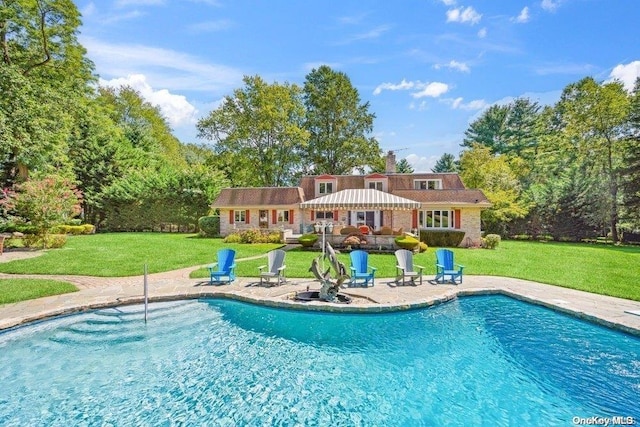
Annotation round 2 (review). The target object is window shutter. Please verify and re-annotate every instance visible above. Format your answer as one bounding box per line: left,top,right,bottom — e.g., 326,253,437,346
311,211,315,221
333,210,338,220
412,210,418,228
289,210,294,224
272,210,277,224
245,210,250,224
455,209,461,229
229,210,234,224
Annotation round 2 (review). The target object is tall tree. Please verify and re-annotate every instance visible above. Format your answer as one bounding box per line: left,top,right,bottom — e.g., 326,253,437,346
459,144,529,234
98,86,185,169
0,0,95,185
432,153,458,172
556,77,630,242
302,65,381,175
197,75,308,187
462,98,540,158
620,77,640,231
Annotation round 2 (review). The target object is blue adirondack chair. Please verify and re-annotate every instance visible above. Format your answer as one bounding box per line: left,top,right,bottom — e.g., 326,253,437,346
349,250,376,287
435,249,464,284
208,248,236,285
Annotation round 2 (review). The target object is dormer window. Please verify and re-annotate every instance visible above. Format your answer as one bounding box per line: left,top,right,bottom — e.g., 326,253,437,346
414,179,442,190
319,182,333,194
368,181,383,191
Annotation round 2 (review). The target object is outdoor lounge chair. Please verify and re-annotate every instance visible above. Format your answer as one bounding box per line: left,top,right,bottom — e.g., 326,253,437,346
435,248,464,284
258,249,287,286
349,250,376,287
208,248,236,285
395,249,424,286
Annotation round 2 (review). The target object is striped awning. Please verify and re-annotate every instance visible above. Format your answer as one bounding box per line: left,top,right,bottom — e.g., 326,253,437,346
300,189,421,211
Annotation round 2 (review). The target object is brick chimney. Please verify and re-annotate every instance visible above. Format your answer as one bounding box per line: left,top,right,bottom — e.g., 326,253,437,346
385,150,396,174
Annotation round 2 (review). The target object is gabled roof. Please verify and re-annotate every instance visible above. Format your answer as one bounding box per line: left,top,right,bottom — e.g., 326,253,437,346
212,187,305,208
300,189,421,210
392,189,491,206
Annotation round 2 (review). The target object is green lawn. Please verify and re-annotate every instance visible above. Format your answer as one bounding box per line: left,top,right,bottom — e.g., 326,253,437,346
0,279,78,305
1,234,639,302
191,241,640,301
0,233,281,277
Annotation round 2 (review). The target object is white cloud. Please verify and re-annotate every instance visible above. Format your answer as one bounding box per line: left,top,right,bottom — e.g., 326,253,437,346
373,80,449,98
447,97,488,111
81,36,243,93
439,0,457,5
609,61,640,91
100,74,198,127
408,101,428,111
541,0,559,12
477,27,487,38
514,7,530,23
446,6,482,25
412,82,450,98
373,78,416,95
406,154,440,173
434,60,470,73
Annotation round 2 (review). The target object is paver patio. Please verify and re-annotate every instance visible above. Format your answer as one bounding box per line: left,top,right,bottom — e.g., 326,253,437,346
1,251,640,335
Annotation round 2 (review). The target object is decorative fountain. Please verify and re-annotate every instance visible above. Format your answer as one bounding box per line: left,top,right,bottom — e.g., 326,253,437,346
295,242,352,304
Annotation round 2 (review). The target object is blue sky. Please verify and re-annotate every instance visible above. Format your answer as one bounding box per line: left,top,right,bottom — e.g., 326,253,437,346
76,0,640,172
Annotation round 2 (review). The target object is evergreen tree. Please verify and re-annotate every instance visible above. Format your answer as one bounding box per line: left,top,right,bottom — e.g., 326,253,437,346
432,153,458,172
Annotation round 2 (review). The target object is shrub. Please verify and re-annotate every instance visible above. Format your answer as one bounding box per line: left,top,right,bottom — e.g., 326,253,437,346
223,233,242,243
483,234,501,249
22,233,67,249
267,232,283,244
298,233,319,247
198,216,219,237
239,228,264,243
395,235,420,251
45,234,68,248
3,237,24,249
82,224,95,234
419,230,465,247
418,241,428,253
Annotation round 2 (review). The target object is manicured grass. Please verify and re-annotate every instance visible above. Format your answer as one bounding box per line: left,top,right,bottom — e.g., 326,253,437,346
0,279,78,305
192,241,640,301
1,234,639,302
0,233,281,277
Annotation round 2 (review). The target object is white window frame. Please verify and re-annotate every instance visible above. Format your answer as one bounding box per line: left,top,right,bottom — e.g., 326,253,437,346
318,182,334,195
414,179,442,190
277,210,290,223
419,210,454,229
368,181,383,191
234,210,246,224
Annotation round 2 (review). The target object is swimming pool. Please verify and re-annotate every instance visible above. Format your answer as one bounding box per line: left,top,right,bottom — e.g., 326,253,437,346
0,295,638,426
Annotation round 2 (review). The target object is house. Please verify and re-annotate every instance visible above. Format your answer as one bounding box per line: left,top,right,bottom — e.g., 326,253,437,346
212,152,491,246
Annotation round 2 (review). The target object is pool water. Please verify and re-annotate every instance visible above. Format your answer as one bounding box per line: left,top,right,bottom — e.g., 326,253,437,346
0,296,638,426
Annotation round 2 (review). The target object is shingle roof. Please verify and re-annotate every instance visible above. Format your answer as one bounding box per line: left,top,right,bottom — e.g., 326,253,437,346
392,189,491,206
212,187,305,208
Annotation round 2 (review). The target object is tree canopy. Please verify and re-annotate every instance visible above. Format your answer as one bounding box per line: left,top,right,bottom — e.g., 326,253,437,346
302,65,381,175
197,75,308,187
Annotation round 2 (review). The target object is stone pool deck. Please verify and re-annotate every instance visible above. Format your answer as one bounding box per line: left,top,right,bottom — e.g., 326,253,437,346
1,252,640,336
